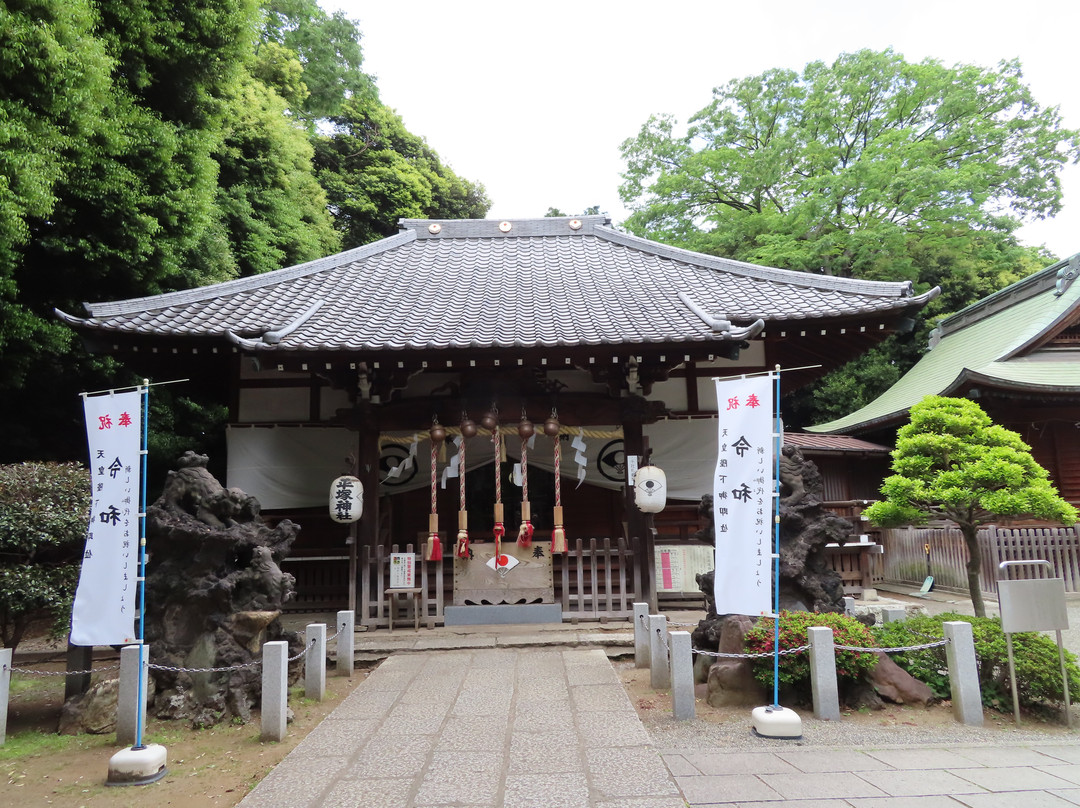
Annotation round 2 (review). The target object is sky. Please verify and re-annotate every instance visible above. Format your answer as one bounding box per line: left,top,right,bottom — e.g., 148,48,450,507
324,0,1079,260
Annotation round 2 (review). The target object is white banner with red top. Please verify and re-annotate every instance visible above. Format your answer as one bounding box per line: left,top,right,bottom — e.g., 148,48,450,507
70,390,142,646
712,375,775,617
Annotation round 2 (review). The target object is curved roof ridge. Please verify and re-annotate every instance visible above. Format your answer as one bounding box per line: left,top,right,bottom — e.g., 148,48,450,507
594,224,920,298
82,230,417,319
398,215,612,240
937,253,1079,337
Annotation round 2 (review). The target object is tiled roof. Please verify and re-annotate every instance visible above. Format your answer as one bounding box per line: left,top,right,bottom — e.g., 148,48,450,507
57,216,938,354
809,253,1080,434
783,432,891,453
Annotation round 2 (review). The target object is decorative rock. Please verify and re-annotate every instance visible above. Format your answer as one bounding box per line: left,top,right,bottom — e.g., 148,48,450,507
59,677,156,735
704,615,767,707
225,610,282,654
135,451,303,728
869,652,936,706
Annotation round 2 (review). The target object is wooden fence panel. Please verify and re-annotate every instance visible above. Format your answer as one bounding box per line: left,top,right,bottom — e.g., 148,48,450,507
880,524,1080,595
352,537,636,627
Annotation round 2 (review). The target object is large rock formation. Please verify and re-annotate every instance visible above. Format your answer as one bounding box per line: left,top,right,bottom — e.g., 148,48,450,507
143,452,302,728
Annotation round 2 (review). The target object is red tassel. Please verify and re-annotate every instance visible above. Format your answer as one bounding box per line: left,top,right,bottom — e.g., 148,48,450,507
427,532,443,561
455,528,470,558
493,521,505,560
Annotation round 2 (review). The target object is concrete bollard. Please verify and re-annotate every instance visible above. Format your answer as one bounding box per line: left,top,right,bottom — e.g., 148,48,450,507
1,647,11,745
669,631,695,721
261,640,289,741
305,623,326,702
633,603,650,668
649,614,670,690
842,596,856,616
808,627,840,721
336,610,355,676
882,607,907,624
944,621,983,726
117,644,149,746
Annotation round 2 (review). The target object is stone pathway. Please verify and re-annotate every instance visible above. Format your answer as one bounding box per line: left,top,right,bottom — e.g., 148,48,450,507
238,647,685,808
661,742,1080,807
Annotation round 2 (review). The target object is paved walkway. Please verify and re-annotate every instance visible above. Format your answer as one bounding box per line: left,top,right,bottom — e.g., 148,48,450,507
662,742,1080,806
239,647,685,808
250,595,1080,807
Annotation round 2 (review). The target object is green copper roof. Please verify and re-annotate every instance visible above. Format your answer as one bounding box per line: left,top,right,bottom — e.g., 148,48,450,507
809,254,1080,434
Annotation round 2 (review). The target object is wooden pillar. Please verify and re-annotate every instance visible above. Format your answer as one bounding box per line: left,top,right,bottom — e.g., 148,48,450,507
356,410,381,611
65,642,93,700
623,420,656,610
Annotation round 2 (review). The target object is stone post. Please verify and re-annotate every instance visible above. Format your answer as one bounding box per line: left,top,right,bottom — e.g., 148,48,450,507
261,641,288,741
842,596,856,616
808,627,840,721
633,603,650,668
944,621,983,726
116,644,148,746
649,614,669,690
336,610,355,677
670,630,695,721
306,624,326,702
0,647,11,745
882,607,906,624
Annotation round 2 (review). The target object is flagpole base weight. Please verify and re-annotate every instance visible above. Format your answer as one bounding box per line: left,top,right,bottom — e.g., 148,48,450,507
106,743,168,786
751,705,802,739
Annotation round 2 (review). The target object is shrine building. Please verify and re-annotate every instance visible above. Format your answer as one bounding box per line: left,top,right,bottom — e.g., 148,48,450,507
58,215,937,624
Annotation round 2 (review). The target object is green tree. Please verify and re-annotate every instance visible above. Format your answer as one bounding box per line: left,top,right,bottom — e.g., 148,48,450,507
259,0,367,121
315,94,490,247
620,49,1076,424
214,72,341,278
0,462,89,650
864,396,1078,617
620,49,1078,279
545,205,602,217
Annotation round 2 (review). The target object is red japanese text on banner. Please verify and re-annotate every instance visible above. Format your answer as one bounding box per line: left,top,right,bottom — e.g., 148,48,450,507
71,391,141,646
712,375,775,617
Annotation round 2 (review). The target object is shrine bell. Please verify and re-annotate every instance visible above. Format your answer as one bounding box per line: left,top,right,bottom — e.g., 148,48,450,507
329,475,364,523
633,466,667,513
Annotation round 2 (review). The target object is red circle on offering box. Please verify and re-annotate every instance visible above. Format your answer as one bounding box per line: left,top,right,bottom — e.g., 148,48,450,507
497,555,509,566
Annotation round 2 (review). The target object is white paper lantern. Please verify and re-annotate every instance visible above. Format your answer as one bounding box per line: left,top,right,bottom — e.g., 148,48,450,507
634,466,667,513
330,475,363,523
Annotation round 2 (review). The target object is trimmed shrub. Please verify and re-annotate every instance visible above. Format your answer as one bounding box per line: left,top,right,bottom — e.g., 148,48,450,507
0,462,89,650
743,610,878,691
872,611,1080,711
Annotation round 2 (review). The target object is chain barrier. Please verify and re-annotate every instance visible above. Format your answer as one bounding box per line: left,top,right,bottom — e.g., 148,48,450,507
694,645,812,659
7,625,337,679
836,639,949,654
643,611,953,659
4,662,120,677
326,621,347,644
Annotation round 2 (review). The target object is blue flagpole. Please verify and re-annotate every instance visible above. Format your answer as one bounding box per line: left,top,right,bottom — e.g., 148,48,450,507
772,368,781,707
135,381,149,749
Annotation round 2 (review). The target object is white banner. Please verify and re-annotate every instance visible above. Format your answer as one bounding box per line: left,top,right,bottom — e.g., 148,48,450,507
712,375,775,617
70,390,142,646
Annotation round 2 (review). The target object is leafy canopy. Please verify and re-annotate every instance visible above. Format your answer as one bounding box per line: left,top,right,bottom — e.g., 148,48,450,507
864,395,1078,530
619,48,1079,282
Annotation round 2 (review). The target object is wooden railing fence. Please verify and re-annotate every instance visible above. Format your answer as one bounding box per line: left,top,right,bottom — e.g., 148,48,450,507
286,538,637,625
881,524,1080,595
556,537,636,620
